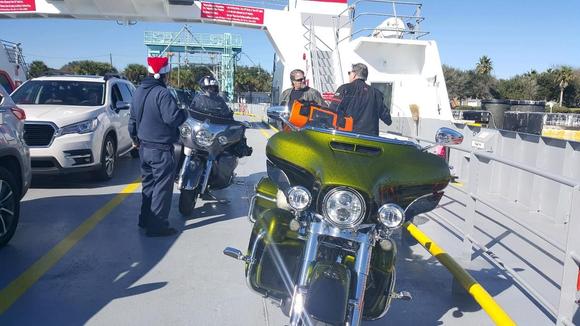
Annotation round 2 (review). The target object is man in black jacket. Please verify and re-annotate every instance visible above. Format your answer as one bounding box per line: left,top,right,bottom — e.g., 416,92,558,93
129,57,188,237
189,75,234,119
330,63,392,136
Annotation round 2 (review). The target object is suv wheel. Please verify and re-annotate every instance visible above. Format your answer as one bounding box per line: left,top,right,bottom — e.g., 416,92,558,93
96,135,116,181
0,166,20,247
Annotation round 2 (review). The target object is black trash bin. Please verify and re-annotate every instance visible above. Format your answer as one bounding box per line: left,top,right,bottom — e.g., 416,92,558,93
482,99,510,129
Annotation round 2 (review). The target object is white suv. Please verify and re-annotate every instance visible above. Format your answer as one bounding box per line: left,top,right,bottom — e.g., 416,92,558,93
11,74,137,180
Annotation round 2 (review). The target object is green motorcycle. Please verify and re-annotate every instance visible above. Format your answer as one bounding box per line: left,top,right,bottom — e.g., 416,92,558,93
224,120,463,325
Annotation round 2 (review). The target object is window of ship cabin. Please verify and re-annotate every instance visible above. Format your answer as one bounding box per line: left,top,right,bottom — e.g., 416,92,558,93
370,82,393,112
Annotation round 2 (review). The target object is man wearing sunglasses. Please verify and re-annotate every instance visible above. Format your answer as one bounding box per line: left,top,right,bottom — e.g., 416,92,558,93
330,63,392,136
280,69,325,108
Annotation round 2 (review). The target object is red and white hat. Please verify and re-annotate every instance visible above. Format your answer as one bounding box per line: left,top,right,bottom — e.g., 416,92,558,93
147,56,170,79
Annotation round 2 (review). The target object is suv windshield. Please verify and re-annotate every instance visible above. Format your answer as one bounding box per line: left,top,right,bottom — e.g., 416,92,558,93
12,80,105,106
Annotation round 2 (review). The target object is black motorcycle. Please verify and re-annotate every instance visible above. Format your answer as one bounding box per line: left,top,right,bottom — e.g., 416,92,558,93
176,110,251,216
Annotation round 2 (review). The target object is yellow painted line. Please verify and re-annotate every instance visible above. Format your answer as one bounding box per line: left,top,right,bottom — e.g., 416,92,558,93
269,124,279,133
259,129,272,139
405,222,516,326
0,179,141,314
452,181,464,187
234,112,256,117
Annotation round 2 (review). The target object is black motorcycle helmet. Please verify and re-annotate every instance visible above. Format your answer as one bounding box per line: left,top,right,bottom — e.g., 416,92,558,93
198,75,219,94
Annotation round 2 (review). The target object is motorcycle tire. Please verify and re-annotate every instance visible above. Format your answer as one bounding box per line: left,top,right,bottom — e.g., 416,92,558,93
179,188,198,216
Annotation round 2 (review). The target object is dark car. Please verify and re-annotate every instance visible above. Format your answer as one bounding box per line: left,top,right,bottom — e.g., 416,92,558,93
0,85,31,247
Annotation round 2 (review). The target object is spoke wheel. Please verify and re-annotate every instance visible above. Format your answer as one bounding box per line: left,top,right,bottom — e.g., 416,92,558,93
96,135,116,181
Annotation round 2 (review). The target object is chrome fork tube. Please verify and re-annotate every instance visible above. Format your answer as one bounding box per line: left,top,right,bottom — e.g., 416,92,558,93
177,154,192,190
200,159,213,194
289,222,322,326
350,232,373,325
298,222,321,285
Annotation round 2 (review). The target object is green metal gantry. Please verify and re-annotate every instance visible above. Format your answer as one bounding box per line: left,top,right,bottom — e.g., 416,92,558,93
144,27,242,101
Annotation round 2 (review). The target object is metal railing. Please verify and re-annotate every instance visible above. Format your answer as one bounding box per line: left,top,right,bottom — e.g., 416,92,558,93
407,132,580,325
230,102,269,118
1,39,27,73
335,0,429,44
302,16,336,93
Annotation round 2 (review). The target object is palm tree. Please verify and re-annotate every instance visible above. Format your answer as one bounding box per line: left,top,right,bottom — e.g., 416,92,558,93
476,55,493,75
556,66,574,107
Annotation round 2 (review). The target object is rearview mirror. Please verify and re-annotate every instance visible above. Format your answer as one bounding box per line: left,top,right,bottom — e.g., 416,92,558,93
115,101,131,111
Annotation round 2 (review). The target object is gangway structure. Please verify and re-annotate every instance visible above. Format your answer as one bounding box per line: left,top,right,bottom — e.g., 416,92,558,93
0,39,28,92
144,28,242,100
3,1,580,325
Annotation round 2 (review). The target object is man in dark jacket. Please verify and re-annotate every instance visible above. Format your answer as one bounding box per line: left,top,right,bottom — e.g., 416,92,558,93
129,56,188,237
189,75,234,119
330,63,392,136
279,69,325,108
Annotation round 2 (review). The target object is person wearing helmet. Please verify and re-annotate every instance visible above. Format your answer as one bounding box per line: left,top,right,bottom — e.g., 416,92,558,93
189,75,233,119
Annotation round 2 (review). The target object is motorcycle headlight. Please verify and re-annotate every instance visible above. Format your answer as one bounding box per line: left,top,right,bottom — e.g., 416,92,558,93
180,124,192,138
218,135,228,145
378,204,405,229
287,186,311,211
195,129,213,147
59,118,98,136
322,187,366,229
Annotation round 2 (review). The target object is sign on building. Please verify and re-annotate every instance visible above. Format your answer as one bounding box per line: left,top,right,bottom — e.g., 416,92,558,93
201,2,265,25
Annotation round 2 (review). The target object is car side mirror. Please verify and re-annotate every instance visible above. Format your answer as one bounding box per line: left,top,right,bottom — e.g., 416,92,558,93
435,127,464,146
115,101,131,111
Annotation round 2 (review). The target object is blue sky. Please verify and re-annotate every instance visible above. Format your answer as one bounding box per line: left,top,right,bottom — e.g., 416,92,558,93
2,0,578,79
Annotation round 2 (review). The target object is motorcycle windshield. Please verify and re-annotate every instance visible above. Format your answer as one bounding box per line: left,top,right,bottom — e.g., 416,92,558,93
266,127,451,208
189,109,243,126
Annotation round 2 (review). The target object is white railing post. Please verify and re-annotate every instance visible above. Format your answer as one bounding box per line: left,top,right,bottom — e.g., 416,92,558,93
556,186,580,325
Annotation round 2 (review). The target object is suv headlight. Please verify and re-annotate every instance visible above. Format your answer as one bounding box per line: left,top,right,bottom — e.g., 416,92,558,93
59,118,98,136
378,204,405,229
322,187,366,229
287,186,311,211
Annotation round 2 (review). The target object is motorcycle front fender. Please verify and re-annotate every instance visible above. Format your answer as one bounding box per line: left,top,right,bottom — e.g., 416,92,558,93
179,156,204,191
304,262,351,325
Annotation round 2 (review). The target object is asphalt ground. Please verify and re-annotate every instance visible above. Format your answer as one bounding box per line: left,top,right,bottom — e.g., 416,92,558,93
0,118,552,325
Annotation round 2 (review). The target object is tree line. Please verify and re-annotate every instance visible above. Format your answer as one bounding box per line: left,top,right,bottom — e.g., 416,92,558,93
27,60,273,94
444,56,580,109
27,57,580,109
